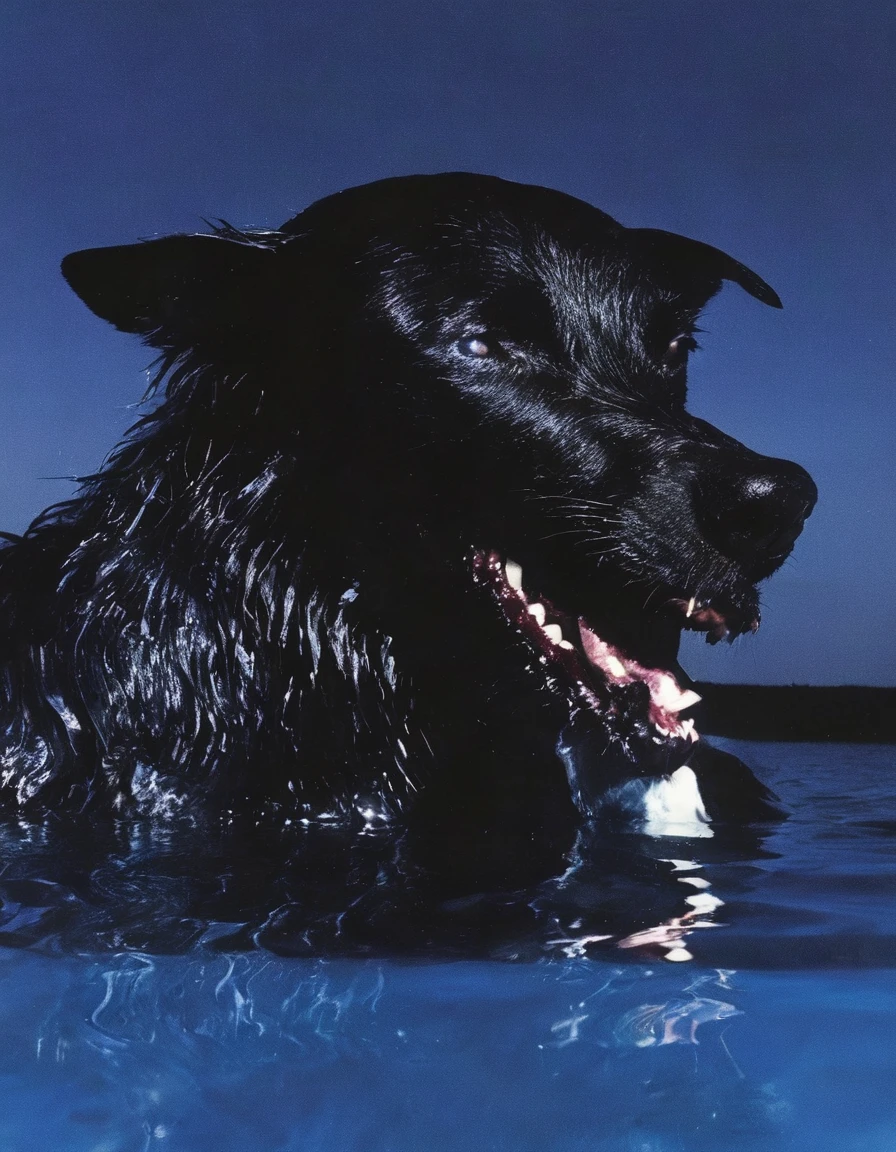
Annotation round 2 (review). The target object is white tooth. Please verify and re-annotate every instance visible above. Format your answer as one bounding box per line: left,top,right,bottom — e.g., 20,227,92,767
527,602,546,626
558,639,575,650
652,675,701,714
606,655,627,679
505,560,523,591
651,672,681,710
680,718,699,742
686,596,696,618
543,624,563,644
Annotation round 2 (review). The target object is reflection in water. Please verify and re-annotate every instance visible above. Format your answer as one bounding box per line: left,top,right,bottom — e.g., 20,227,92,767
613,997,740,1047
0,788,775,963
8,948,891,1151
19,951,772,1150
0,740,893,1149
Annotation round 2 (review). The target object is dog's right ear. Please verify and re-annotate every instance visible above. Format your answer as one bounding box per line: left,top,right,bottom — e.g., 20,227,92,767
629,229,783,309
61,233,279,346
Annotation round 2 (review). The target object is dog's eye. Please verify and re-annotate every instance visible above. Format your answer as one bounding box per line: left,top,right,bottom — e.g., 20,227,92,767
457,336,494,359
664,333,699,367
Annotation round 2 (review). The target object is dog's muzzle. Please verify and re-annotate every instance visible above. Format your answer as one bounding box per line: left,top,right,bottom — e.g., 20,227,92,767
696,453,817,577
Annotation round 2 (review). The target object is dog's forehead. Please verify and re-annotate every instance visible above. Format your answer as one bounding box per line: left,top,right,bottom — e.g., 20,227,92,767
285,173,625,274
371,211,696,326
283,172,620,240
286,174,716,311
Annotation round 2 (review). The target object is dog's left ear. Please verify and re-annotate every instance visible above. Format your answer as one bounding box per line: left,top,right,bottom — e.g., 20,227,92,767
61,233,280,347
630,228,783,309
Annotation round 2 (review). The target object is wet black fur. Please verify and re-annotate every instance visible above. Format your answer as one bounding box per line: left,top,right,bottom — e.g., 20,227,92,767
0,174,815,898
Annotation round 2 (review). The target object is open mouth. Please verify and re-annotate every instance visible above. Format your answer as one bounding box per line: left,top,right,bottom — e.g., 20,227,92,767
472,549,753,745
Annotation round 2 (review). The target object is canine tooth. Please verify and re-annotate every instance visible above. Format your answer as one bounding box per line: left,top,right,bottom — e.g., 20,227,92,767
527,602,546,626
680,718,698,742
543,624,563,645
651,673,680,710
505,559,523,591
686,597,696,618
651,675,701,715
606,655,627,679
558,639,575,650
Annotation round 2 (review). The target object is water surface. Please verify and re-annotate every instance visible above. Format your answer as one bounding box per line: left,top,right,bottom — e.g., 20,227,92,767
0,740,894,1151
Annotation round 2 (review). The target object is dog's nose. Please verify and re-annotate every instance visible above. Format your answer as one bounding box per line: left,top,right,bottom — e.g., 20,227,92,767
699,457,817,570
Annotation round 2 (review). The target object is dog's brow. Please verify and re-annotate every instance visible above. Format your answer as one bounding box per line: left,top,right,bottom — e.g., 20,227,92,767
479,280,556,336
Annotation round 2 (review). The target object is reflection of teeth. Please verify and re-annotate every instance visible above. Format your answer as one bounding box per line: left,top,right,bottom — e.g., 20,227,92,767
505,560,523,591
663,859,701,871
685,892,724,913
527,602,546,626
678,876,711,889
664,947,693,963
618,922,684,948
543,624,563,645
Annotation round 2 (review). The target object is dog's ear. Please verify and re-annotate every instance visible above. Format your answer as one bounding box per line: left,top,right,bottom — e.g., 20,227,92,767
61,233,280,345
630,228,783,309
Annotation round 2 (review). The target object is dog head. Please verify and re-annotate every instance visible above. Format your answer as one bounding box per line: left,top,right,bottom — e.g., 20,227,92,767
62,173,816,789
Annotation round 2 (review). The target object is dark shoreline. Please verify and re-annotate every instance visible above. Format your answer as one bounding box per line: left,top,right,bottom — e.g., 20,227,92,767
692,684,896,743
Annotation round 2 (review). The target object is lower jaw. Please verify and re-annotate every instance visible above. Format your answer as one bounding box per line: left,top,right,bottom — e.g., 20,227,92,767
471,550,703,748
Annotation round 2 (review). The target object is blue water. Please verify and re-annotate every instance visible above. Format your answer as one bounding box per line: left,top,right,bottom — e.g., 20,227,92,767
1,741,895,1151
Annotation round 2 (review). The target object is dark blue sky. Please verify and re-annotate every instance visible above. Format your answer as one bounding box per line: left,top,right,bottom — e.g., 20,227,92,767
1,1,893,684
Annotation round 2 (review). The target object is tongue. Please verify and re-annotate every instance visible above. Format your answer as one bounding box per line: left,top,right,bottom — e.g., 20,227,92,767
578,620,701,741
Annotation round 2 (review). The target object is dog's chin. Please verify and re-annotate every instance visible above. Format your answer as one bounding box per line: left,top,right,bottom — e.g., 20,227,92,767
472,549,759,759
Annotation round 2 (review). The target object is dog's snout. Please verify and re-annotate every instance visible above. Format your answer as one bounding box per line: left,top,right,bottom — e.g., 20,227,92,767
699,457,817,571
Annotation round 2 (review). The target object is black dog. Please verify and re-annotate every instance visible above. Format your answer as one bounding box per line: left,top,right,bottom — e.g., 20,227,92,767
0,174,815,900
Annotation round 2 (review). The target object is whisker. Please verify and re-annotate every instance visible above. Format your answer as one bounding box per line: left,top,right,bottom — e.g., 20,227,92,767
584,544,622,559
541,528,619,543
519,491,621,508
